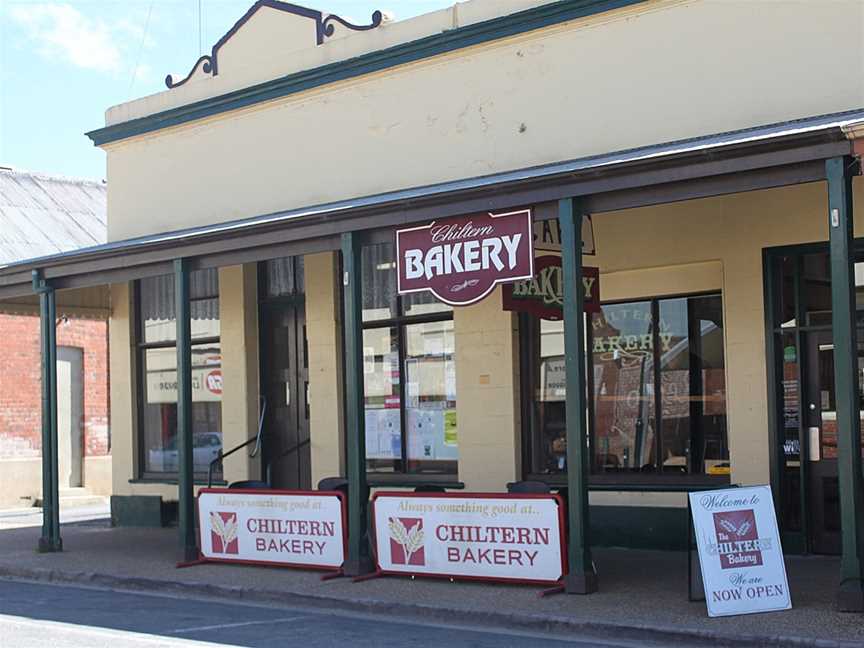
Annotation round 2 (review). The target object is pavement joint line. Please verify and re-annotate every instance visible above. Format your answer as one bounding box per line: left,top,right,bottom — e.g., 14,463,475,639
169,615,304,634
0,566,860,648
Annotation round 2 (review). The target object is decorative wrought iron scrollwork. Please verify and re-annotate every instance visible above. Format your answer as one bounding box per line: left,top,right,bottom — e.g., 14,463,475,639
165,55,214,89
320,10,384,41
164,2,385,90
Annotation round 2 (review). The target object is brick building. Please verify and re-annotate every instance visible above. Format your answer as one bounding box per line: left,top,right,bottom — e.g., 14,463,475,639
0,168,109,508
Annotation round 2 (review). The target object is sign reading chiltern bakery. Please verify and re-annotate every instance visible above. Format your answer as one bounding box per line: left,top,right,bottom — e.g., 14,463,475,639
396,209,534,306
197,489,346,570
372,492,565,585
502,255,599,319
689,485,791,617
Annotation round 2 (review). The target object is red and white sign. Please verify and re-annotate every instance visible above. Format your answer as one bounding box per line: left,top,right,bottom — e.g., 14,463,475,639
197,488,346,570
372,492,566,585
396,209,535,306
502,255,600,318
689,485,791,617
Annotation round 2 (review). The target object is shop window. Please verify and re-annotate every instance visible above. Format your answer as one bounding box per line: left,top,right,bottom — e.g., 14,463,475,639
522,294,729,483
361,243,457,477
136,269,222,478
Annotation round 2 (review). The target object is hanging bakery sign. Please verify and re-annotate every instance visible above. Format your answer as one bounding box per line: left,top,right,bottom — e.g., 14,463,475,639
502,255,600,318
396,209,534,306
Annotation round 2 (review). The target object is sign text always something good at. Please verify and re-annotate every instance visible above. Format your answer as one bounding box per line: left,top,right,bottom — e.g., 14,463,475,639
372,492,565,584
197,489,346,570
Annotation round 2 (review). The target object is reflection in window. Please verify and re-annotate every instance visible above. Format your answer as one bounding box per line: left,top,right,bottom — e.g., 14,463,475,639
137,269,222,476
361,244,457,476
523,294,729,480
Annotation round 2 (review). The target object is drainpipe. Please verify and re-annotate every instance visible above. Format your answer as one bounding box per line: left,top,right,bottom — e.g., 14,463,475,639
340,232,374,576
33,269,61,552
560,198,598,593
174,259,197,562
828,127,864,612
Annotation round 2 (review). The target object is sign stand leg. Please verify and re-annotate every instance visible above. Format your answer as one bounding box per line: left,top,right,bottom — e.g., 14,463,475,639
320,569,345,581
176,557,207,569
352,569,383,583
538,582,566,597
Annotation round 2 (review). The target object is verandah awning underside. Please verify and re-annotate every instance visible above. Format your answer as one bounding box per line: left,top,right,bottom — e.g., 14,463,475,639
1,108,862,300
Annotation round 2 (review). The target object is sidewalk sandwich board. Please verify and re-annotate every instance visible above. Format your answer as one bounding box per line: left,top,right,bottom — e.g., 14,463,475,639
197,488,346,571
372,492,566,585
689,485,791,617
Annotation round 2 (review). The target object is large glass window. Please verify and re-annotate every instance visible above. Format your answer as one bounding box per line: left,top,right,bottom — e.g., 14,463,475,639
361,243,457,477
523,293,728,482
137,269,222,477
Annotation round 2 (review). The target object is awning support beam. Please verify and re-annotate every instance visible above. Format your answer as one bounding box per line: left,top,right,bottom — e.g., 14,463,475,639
174,258,197,562
827,156,864,612
33,270,62,553
560,197,598,594
341,232,374,576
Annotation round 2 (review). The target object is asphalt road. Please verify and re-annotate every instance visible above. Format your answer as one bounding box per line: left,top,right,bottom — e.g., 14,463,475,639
0,579,652,648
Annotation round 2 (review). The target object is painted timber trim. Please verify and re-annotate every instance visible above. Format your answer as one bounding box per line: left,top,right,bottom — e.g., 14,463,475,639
86,0,646,146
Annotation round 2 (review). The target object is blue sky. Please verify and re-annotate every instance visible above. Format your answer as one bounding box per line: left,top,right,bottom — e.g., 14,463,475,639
0,0,453,180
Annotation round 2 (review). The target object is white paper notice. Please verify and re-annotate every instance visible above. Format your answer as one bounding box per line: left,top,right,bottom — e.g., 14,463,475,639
689,485,791,617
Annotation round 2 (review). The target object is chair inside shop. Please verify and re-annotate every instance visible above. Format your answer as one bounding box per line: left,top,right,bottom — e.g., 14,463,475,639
317,477,349,496
228,480,271,490
506,480,551,494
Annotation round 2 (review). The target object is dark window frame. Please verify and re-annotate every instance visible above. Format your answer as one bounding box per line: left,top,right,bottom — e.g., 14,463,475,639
134,271,221,480
520,290,731,488
360,244,457,479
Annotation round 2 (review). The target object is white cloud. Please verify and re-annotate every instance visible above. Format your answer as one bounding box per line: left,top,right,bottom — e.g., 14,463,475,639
9,3,128,73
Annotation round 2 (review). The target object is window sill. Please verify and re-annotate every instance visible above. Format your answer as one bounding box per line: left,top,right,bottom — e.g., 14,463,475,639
129,478,227,487
525,473,731,492
367,475,464,489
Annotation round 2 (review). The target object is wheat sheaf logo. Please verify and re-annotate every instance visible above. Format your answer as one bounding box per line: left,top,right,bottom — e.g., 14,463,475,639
210,511,239,554
388,517,425,566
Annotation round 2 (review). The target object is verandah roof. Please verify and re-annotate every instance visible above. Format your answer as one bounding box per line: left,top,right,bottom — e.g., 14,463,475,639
0,107,861,300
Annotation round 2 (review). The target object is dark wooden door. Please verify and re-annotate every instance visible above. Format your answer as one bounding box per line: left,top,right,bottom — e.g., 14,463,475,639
805,332,842,554
260,301,310,489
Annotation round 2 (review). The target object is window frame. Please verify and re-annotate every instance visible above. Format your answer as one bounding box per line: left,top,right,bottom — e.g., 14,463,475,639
359,244,457,481
520,290,731,488
134,272,222,481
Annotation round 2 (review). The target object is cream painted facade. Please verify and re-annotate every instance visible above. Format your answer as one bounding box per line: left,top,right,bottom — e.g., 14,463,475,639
102,0,863,242
84,0,864,545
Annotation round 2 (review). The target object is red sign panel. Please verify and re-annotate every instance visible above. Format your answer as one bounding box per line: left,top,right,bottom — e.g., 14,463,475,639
396,209,534,306
502,255,600,319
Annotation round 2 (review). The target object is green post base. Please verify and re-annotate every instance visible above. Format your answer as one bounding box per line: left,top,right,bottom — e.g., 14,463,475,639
838,579,864,612
37,537,63,553
564,568,598,594
343,557,376,577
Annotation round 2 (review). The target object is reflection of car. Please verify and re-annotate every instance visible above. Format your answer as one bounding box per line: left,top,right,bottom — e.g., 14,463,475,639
148,432,222,473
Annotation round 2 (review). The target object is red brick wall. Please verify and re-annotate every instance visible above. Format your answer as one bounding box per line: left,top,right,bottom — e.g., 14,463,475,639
0,313,109,459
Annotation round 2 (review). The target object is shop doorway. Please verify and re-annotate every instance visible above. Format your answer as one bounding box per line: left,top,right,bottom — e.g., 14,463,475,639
57,346,84,489
802,332,864,554
259,258,310,490
768,246,864,555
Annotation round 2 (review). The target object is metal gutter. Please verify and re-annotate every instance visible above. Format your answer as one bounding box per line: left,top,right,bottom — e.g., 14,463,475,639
12,108,863,271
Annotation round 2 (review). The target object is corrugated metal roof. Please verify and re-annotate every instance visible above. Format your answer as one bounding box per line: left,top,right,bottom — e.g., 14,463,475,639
0,168,106,265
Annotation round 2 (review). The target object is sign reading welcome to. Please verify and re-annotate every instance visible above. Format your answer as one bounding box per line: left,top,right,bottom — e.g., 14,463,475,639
396,209,534,306
197,489,346,570
689,485,791,617
372,492,565,585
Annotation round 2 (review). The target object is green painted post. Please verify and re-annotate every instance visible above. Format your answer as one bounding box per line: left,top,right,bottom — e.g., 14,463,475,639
33,270,62,553
826,156,864,612
174,259,197,562
559,197,598,593
341,232,374,576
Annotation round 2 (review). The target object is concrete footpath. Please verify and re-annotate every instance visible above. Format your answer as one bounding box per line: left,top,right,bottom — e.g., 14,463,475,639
0,521,861,647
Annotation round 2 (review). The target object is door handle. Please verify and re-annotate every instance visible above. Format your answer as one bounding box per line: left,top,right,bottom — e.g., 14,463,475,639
808,427,821,461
